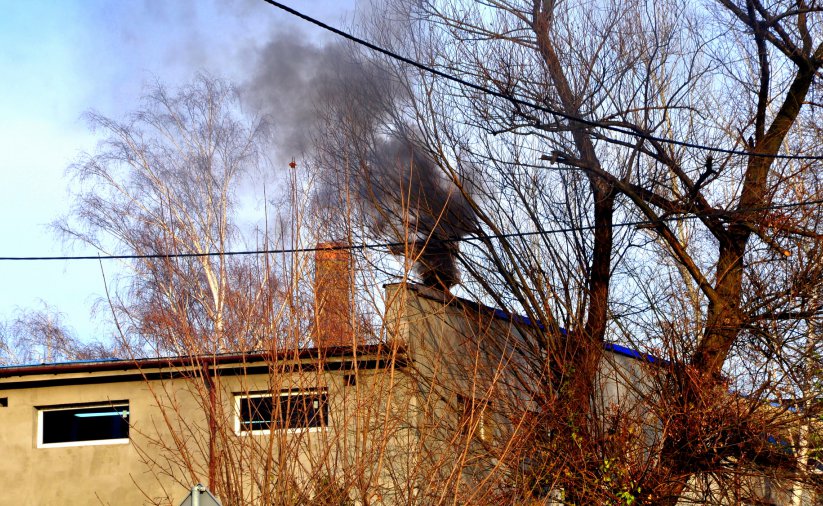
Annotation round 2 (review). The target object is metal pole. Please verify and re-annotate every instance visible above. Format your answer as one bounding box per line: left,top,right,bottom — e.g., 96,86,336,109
191,483,205,506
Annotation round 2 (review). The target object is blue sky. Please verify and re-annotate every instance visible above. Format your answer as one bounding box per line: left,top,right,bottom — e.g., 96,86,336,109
0,0,354,343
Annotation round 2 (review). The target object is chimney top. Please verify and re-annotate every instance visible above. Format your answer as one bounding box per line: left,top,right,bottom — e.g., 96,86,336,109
314,241,356,348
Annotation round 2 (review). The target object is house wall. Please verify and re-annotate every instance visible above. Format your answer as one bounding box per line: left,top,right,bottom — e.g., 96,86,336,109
385,283,818,505
384,283,541,502
0,372,196,505
0,282,498,505
0,352,414,506
5,282,805,505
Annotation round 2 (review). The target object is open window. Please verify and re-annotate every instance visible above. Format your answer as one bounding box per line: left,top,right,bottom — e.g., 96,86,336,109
235,389,328,435
37,402,129,448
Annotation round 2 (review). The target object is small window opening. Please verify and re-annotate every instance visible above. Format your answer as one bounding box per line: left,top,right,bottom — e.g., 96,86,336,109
235,390,328,434
38,402,129,447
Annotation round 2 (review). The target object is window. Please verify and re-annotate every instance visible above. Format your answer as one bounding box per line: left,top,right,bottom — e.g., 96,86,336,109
38,402,129,448
235,390,328,434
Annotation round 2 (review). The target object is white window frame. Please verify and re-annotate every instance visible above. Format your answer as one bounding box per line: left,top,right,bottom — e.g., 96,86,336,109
234,389,327,436
37,402,130,448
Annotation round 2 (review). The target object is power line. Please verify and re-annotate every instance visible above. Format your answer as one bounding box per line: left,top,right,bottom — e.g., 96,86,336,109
2,197,821,262
260,0,823,162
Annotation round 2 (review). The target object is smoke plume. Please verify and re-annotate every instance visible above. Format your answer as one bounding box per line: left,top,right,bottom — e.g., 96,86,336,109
246,33,478,289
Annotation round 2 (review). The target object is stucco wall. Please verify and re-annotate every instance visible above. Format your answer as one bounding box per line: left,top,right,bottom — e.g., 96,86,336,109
0,352,414,506
0,375,195,504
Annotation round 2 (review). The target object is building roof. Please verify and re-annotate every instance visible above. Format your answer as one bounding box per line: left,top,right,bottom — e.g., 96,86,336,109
0,344,406,389
1,282,661,384
399,282,664,364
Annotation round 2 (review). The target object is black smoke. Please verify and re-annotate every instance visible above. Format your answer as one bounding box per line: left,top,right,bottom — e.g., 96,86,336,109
365,136,477,288
245,33,477,289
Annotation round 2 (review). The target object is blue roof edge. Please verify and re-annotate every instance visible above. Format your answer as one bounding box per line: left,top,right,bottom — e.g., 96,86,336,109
603,342,668,365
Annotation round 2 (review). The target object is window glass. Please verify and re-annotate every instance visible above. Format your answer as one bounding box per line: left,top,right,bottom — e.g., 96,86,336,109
39,403,129,446
237,391,327,433
238,396,274,432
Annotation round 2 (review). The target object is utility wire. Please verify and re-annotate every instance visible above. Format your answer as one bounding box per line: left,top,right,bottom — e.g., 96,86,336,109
260,0,823,162
2,197,821,262
3,3,819,261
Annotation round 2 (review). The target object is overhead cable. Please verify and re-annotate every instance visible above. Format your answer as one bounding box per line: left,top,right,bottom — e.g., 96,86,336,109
260,0,823,162
2,197,821,262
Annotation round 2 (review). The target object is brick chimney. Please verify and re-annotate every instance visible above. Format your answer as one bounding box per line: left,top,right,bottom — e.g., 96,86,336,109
314,242,355,348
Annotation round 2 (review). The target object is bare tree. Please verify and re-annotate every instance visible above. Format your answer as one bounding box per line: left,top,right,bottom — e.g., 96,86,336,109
28,3,818,502
56,75,279,355
0,301,114,364
256,0,823,503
